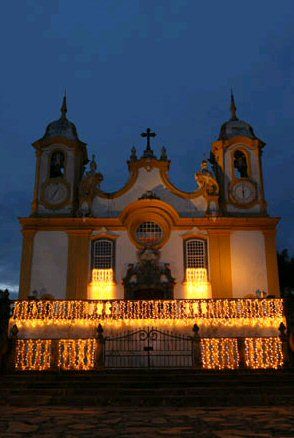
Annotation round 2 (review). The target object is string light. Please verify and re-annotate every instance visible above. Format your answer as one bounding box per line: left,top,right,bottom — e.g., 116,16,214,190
244,338,284,369
200,338,239,369
13,298,284,321
14,336,284,371
185,268,212,299
15,339,51,371
88,269,115,300
57,339,96,370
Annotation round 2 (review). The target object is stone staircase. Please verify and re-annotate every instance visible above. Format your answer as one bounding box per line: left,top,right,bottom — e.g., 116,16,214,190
0,369,293,407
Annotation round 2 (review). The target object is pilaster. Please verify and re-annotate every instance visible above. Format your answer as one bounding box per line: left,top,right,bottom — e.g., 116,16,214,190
208,230,232,298
19,229,36,298
66,230,90,299
263,229,280,295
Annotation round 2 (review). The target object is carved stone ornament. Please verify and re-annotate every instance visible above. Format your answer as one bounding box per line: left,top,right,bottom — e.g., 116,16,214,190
195,160,219,197
138,190,160,200
123,247,175,300
77,155,103,216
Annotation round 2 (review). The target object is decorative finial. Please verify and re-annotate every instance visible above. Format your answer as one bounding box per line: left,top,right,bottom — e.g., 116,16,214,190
160,146,168,161
130,146,137,161
230,89,238,121
61,90,67,118
141,128,156,157
89,154,97,174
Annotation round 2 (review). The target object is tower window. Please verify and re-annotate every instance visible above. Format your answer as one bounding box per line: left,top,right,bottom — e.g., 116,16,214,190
91,239,114,269
50,151,65,178
233,150,248,178
185,239,208,270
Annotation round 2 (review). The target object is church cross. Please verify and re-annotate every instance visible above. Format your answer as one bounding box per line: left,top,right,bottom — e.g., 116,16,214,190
141,128,156,151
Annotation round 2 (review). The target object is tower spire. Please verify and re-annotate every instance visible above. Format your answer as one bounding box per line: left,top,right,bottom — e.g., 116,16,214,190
60,90,67,119
230,89,238,121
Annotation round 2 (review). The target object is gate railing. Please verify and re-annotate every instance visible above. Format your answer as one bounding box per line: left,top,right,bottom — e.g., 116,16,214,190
1,323,292,371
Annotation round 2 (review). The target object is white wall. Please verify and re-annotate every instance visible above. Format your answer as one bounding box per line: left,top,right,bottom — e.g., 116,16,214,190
92,167,206,217
30,231,68,298
230,231,268,297
104,230,185,299
160,231,185,298
115,231,138,298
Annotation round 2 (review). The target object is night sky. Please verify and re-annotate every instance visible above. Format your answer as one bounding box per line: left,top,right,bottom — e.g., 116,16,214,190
0,0,293,294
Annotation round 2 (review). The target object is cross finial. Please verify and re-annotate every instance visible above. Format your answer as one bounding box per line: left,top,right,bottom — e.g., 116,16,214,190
141,128,156,152
230,89,238,121
61,90,67,118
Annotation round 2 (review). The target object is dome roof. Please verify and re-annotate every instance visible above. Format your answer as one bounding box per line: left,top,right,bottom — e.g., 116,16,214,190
43,96,79,141
218,119,257,141
218,92,257,141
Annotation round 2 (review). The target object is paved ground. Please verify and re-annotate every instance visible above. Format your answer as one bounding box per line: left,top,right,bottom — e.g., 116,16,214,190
0,406,293,437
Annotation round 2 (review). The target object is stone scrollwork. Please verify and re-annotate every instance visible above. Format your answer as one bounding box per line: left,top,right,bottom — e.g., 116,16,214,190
77,155,103,216
123,247,175,300
195,160,220,216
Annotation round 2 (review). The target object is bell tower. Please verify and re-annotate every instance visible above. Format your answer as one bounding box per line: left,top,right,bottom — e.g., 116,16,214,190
211,93,267,216
31,95,88,216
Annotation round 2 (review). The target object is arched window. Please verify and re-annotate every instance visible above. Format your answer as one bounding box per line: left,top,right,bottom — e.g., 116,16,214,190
233,150,248,178
91,239,114,270
185,239,208,270
50,151,65,178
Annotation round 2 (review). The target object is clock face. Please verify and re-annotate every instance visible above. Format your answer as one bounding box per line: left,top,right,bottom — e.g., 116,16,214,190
43,181,69,207
230,180,256,205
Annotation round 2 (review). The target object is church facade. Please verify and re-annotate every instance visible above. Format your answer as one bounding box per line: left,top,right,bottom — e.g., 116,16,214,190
19,95,280,301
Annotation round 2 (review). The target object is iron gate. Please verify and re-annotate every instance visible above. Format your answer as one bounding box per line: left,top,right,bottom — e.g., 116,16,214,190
104,328,194,368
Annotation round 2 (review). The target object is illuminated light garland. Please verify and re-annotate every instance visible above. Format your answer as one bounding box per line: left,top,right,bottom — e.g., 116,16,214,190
15,339,51,371
244,337,284,369
12,298,284,321
185,268,212,299
88,269,115,300
200,338,239,369
57,339,96,370
14,337,284,371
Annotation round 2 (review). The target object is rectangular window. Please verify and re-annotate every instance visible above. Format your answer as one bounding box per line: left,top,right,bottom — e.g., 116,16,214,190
92,239,114,269
185,239,208,270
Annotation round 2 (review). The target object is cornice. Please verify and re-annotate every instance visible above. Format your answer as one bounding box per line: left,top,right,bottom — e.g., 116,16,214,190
19,215,280,231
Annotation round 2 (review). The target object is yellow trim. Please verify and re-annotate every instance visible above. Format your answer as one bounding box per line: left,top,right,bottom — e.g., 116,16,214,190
32,150,41,214
66,231,90,299
208,231,232,298
19,216,280,231
19,230,36,298
263,230,280,296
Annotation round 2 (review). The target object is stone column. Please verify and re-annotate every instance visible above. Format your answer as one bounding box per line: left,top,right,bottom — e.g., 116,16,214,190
7,325,19,372
192,324,202,369
95,324,105,370
0,290,11,371
19,229,36,299
237,337,246,369
66,230,90,299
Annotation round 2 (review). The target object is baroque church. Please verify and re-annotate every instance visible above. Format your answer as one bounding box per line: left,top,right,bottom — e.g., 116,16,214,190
19,94,280,302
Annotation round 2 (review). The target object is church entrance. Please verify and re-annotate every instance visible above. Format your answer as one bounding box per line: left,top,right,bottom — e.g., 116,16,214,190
104,327,194,368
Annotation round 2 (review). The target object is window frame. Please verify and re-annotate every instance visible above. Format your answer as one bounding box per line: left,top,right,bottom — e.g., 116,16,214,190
183,238,209,281
91,238,115,273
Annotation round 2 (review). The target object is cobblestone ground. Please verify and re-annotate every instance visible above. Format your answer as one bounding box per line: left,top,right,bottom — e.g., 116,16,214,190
0,406,293,437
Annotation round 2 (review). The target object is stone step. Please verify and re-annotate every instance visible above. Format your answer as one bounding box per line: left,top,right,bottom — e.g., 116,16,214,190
2,392,293,407
1,370,293,407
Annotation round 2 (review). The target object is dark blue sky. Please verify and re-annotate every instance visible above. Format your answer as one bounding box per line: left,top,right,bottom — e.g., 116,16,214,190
0,0,293,292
